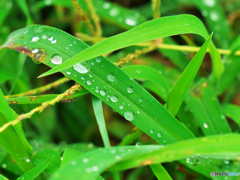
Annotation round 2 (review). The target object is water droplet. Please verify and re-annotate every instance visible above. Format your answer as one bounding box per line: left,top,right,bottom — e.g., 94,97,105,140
137,111,140,114
202,0,215,7
109,7,119,16
66,71,71,75
85,168,91,173
110,95,118,102
69,44,72,46
26,159,30,162
51,54,63,65
70,161,77,166
124,111,135,121
42,34,47,39
66,47,68,49
210,12,219,21
127,87,134,93
224,160,229,164
137,69,141,73
186,156,200,166
136,142,141,147
81,76,85,80
95,89,99,93
103,3,110,9
83,158,89,163
32,36,39,42
91,62,94,65
61,157,63,160
48,36,53,41
100,90,106,96
92,166,99,171
51,39,57,44
157,132,162,137
125,18,137,26
115,155,120,159
203,123,208,128
87,80,92,85
45,0,51,5
73,62,90,74
201,10,208,17
32,49,45,62
96,57,101,62
24,30,28,34
150,129,154,134
107,73,116,82
119,105,124,109
2,164,7,168
32,48,39,53
89,74,93,78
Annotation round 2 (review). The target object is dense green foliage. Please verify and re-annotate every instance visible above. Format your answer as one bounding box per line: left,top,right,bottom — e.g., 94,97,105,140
0,0,240,179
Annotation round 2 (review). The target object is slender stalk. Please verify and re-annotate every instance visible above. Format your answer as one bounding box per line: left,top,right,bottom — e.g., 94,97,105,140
0,84,81,133
5,77,70,98
152,0,161,19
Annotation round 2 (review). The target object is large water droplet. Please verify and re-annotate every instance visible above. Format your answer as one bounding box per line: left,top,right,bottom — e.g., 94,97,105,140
51,54,63,65
136,142,140,147
100,90,106,96
125,18,137,26
110,95,118,102
32,49,45,63
124,111,135,121
66,71,71,75
73,62,90,74
48,36,53,41
107,73,116,82
109,7,119,16
32,36,39,42
210,11,218,21
2,164,7,168
127,87,134,93
203,123,208,128
32,48,39,53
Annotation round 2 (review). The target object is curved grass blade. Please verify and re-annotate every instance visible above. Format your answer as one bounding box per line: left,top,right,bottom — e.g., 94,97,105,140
50,134,240,180
1,25,195,145
167,34,212,116
6,89,89,104
122,65,169,101
222,104,240,127
0,174,8,180
150,164,172,180
16,0,33,26
39,14,223,82
16,156,54,180
185,78,231,135
92,95,111,148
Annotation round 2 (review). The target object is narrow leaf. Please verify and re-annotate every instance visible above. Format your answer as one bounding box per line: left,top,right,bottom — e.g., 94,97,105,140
150,164,172,180
222,104,240,127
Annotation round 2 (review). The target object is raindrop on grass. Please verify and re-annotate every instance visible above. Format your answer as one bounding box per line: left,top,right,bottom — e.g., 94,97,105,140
42,34,48,39
186,156,200,166
51,54,63,65
125,18,137,26
136,142,140,147
92,166,99,171
32,48,39,53
70,161,77,166
137,69,141,73
203,123,208,128
110,95,118,102
124,111,135,121
83,158,89,163
127,87,134,93
157,132,162,137
210,11,218,21
66,71,71,75
119,105,124,109
107,73,116,82
73,62,90,74
2,164,7,168
51,39,57,44
32,36,39,42
96,57,101,62
150,129,154,134
48,36,53,41
100,90,106,96
87,80,92,85
202,0,215,7
115,155,120,159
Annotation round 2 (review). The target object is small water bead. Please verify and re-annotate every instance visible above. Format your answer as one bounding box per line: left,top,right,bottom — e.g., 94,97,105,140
137,111,140,114
103,2,110,9
100,90,106,96
48,36,53,41
157,132,162,137
74,42,76,44
73,62,90,74
2,164,7,168
51,54,63,65
125,18,137,26
66,47,68,49
33,49,45,62
70,161,77,166
89,74,93,78
115,155,120,159
124,111,135,121
127,87,134,93
150,129,154,134
139,99,143,103
91,62,94,65
186,156,200,166
83,158,89,163
110,95,118,102
87,80,92,85
107,73,116,82
24,30,28,34
66,71,71,75
96,57,101,62
136,142,141,147
26,159,30,162
95,89,99,93
32,36,40,42
109,8,119,16
81,77,85,80
51,39,57,44
69,44,72,46
119,105,124,109
42,34,47,39
203,123,208,128
202,0,215,7
32,48,39,53
201,10,208,17
210,12,219,21
92,166,99,171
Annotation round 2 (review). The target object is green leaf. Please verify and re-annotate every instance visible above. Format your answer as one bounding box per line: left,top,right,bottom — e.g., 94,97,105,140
167,34,212,116
150,164,173,180
16,156,54,180
185,78,232,135
61,148,82,167
222,104,240,127
16,0,33,26
0,174,8,180
50,134,240,180
92,95,111,148
39,15,223,82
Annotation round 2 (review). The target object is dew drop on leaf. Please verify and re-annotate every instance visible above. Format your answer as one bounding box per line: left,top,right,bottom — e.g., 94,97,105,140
157,132,162,137
107,73,116,82
42,34,48,39
125,18,137,26
87,80,92,85
32,36,40,42
203,123,208,128
96,57,101,62
92,166,99,171
119,105,124,109
124,111,135,121
73,62,90,74
48,36,53,41
127,87,134,93
100,90,106,96
82,158,89,163
51,54,63,65
110,95,118,102
136,142,141,147
66,71,71,75
51,39,57,44
32,48,39,53
150,129,154,134
186,156,200,166
202,0,215,7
